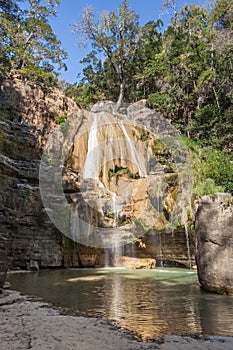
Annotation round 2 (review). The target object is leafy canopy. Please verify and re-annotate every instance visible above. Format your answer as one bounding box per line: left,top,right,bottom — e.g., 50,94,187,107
0,0,67,84
73,0,141,110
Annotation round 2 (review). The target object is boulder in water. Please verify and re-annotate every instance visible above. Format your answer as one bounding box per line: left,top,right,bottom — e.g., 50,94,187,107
113,256,156,269
195,193,233,295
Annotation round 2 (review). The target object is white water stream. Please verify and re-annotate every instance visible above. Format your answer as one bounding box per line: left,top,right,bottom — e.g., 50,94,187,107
80,115,192,268
81,116,149,263
184,223,192,269
83,116,99,180
120,122,147,177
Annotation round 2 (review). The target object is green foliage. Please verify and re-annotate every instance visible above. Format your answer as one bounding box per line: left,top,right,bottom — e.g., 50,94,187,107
183,138,233,197
55,112,69,133
73,0,232,152
202,148,233,194
193,178,224,198
56,112,67,125
147,92,174,112
108,166,140,181
18,64,59,86
0,0,67,84
65,81,107,109
211,0,232,29
73,0,141,109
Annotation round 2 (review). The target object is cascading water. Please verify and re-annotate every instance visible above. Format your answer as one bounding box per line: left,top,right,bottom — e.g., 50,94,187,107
180,178,193,269
41,100,195,270
81,115,124,264
184,223,192,270
158,232,164,267
80,115,150,265
70,111,193,268
120,122,147,178
111,193,123,263
83,116,99,180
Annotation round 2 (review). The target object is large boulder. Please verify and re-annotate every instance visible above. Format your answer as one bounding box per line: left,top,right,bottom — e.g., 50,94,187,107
195,193,233,295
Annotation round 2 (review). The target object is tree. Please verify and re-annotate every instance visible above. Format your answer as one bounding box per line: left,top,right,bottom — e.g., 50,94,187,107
144,1,232,152
145,4,218,135
161,0,178,17
68,0,232,154
0,0,21,77
73,0,140,110
0,0,67,84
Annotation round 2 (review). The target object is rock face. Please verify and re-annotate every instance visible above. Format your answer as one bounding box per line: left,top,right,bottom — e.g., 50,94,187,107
0,77,79,273
62,101,193,249
0,236,9,291
0,79,194,271
130,229,195,268
195,194,233,295
0,77,79,141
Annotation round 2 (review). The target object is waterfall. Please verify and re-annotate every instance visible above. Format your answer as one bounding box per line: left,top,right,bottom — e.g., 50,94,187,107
112,193,120,227
158,232,164,267
81,114,124,264
181,181,192,270
83,116,99,180
111,193,123,264
184,223,192,270
120,122,147,177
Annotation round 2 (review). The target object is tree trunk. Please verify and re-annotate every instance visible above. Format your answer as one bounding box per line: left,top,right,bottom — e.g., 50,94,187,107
212,86,220,108
115,66,125,112
115,81,125,112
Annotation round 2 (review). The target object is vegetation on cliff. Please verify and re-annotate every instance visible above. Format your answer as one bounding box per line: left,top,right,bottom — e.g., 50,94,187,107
67,1,232,152
66,0,233,195
0,0,232,196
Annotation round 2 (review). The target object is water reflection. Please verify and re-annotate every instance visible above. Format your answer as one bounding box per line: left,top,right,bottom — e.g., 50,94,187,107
8,268,233,340
198,293,233,336
103,271,202,339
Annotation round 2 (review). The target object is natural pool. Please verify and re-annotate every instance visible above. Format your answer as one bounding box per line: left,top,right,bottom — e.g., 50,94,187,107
8,268,233,340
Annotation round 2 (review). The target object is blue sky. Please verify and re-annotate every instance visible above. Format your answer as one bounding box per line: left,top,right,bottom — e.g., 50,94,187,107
51,0,202,84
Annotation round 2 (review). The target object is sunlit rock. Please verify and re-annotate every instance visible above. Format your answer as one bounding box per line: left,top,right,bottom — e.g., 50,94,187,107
113,256,156,269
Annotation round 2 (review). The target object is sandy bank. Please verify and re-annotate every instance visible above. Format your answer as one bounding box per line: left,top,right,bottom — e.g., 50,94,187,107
0,290,233,350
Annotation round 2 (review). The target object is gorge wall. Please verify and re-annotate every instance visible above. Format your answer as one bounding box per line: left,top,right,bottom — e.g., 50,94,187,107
0,77,79,277
0,78,195,281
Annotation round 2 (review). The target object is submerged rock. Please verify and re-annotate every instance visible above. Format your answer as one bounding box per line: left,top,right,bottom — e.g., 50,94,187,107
195,193,233,295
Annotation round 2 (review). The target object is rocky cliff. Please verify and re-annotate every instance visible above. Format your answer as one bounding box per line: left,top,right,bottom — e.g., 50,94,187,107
0,77,79,279
0,78,195,281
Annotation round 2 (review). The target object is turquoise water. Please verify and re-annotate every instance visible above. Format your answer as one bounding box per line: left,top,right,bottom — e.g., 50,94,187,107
8,268,233,340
